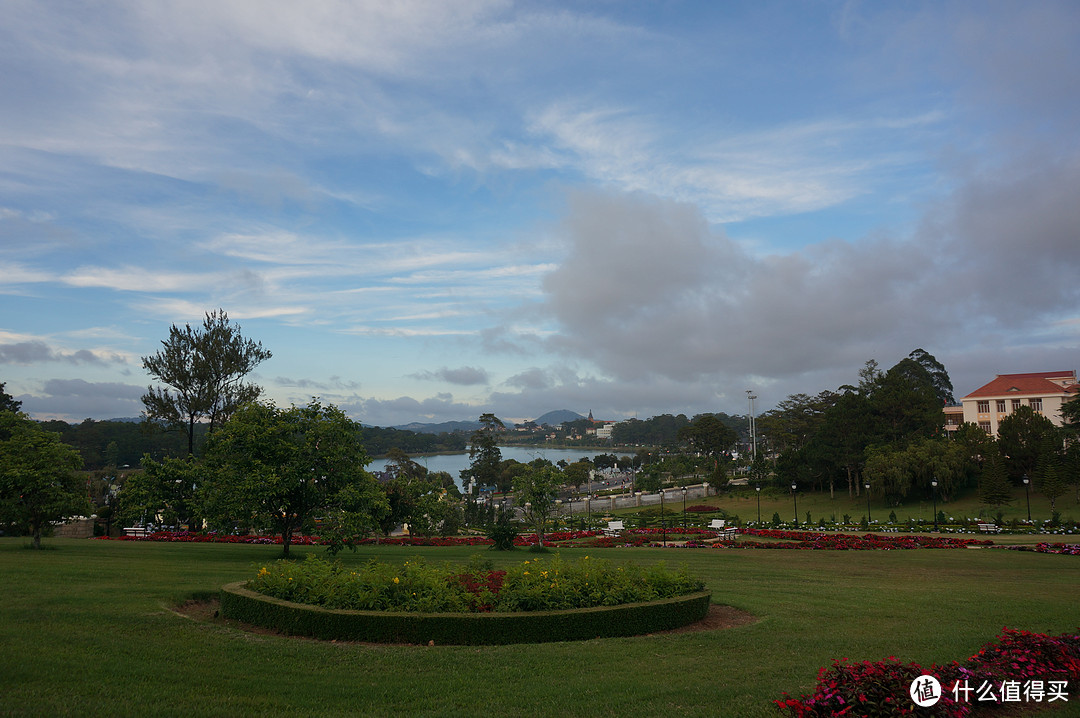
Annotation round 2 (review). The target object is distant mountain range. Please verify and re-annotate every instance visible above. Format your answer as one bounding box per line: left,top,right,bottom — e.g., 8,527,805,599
389,409,585,434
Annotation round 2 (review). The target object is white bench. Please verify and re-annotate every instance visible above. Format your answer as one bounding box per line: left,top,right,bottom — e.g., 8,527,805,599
709,518,738,538
123,526,150,537
603,520,625,536
977,523,1001,533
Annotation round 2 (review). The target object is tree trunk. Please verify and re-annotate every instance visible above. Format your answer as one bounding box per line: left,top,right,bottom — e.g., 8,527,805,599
32,523,42,549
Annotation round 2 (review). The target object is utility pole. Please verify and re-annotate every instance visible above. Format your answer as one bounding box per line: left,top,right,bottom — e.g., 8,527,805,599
746,390,757,462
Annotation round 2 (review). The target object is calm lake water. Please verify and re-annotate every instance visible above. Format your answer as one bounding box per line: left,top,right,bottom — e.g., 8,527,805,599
373,445,631,489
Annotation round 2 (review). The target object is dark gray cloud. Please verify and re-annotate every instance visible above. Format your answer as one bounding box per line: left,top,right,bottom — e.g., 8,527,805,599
0,341,125,365
410,366,490,386
17,378,144,421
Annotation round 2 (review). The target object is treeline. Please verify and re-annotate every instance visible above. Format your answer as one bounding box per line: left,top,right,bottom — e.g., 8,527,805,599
757,349,1080,512
35,418,467,471
612,412,744,447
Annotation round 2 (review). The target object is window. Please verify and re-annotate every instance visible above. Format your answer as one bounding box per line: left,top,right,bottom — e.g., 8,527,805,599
977,400,990,413
946,415,959,426
1012,399,1022,411
979,421,992,434
996,400,1006,413
1030,398,1043,412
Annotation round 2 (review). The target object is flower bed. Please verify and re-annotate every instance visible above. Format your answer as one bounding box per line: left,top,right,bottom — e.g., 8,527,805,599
245,554,704,612
220,554,711,645
777,628,1080,716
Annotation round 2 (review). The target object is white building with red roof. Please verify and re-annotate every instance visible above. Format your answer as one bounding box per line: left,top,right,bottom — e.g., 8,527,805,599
946,371,1080,437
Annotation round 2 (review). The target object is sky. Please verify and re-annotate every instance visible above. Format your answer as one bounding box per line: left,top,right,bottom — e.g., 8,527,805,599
2,0,1079,427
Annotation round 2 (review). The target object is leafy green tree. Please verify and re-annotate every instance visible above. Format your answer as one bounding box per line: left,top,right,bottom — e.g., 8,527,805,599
997,406,1056,482
118,455,200,530
461,413,503,494
515,465,560,547
679,413,736,489
562,460,592,491
907,348,955,405
0,412,90,548
142,309,271,456
202,400,386,556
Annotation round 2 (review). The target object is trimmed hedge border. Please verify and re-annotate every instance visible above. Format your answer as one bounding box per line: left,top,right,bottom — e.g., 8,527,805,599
220,581,712,645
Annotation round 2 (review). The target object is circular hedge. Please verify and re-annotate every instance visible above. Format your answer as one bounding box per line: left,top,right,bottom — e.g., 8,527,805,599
220,581,712,645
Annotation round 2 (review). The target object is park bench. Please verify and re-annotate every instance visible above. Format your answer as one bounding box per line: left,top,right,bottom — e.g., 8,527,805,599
977,523,1001,533
603,520,625,536
709,518,738,538
123,526,150,537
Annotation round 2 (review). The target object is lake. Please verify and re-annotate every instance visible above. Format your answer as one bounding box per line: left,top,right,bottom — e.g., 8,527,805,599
373,445,632,489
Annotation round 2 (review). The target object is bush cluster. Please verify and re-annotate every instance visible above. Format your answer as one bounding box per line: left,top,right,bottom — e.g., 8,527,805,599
246,554,704,614
777,628,1080,717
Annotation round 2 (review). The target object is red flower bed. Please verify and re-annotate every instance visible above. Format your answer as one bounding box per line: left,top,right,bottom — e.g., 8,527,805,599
777,628,1080,717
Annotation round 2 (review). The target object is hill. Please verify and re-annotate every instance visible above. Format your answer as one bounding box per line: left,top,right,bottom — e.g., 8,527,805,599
533,409,584,426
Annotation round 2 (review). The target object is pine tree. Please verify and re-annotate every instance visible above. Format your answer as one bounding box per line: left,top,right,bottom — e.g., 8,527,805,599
979,451,1013,509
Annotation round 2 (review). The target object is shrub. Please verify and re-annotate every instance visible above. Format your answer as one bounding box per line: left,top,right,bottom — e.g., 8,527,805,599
486,509,518,551
777,628,1080,717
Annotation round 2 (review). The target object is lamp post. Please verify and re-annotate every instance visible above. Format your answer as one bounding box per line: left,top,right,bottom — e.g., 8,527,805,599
661,489,667,547
931,480,938,532
586,495,591,531
755,485,761,524
791,483,798,527
864,483,871,524
1023,474,1031,522
681,486,687,531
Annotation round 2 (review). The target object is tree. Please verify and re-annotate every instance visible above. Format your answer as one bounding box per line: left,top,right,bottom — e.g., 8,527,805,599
515,465,560,547
907,348,955,405
118,455,200,530
1034,435,1067,513
142,309,271,457
461,413,503,494
202,400,386,557
679,414,737,488
978,450,1013,510
0,382,21,414
0,411,90,548
997,406,1056,481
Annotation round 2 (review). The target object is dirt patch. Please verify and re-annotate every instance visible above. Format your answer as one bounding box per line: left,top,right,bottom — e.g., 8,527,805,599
172,599,757,644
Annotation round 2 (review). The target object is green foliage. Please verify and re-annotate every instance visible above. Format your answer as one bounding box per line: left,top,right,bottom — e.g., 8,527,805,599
997,405,1056,480
0,412,90,548
141,309,271,456
245,554,704,614
202,399,387,556
118,455,200,529
462,413,504,493
486,508,518,551
979,450,1013,508
515,465,560,545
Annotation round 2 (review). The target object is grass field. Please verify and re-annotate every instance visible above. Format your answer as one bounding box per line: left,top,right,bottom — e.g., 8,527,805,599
3,538,1080,717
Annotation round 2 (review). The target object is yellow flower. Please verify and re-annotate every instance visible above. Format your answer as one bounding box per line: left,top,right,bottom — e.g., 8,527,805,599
393,577,400,584
523,571,530,576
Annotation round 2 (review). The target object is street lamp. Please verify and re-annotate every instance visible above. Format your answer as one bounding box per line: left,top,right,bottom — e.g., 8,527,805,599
1023,474,1031,522
791,483,798,527
681,486,687,531
660,488,667,547
864,483,871,524
931,480,938,532
755,485,761,524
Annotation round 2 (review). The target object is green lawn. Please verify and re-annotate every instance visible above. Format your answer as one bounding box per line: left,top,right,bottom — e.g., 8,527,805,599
2,538,1079,717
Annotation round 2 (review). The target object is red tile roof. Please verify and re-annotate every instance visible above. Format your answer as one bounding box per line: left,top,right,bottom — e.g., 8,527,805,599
964,371,1077,399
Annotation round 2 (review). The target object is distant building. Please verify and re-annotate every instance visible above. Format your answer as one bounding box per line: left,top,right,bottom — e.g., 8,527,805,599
946,371,1079,437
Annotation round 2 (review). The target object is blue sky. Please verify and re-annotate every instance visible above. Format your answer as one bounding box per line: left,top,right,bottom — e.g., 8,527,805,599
2,0,1079,426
